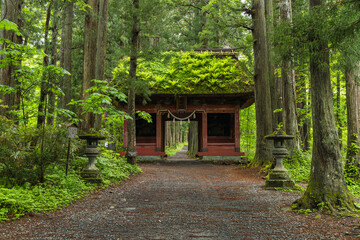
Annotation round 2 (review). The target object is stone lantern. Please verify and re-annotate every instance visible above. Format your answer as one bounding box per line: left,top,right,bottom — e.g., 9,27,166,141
265,128,295,189
79,134,106,183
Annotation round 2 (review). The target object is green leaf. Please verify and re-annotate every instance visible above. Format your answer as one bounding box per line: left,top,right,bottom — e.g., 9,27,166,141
0,20,22,36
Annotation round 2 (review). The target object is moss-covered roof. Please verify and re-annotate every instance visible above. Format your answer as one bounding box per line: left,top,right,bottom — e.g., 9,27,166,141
112,51,254,95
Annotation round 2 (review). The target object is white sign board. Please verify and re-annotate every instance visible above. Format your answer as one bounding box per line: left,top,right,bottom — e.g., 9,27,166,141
67,127,78,139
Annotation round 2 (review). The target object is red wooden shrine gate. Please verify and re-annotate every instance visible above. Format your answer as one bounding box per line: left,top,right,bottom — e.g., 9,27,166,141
122,93,254,159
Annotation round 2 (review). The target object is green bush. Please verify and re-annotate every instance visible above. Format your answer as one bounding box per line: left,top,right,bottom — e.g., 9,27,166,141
96,149,142,185
284,150,312,183
0,172,91,222
0,150,142,223
284,150,360,199
0,119,142,222
0,119,82,186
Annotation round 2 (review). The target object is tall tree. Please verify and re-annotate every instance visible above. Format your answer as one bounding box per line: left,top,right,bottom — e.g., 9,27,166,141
80,0,99,131
265,0,278,129
47,2,61,126
335,72,343,149
251,0,273,165
127,0,140,165
294,0,355,212
59,1,74,114
94,0,109,130
280,0,299,154
37,0,53,128
0,0,23,118
345,59,360,172
296,72,310,151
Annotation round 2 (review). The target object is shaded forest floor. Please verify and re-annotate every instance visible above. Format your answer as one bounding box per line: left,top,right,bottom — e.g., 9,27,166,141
0,163,359,239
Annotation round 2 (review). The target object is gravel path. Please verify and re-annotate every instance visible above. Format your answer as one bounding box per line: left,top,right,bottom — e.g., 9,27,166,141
166,145,194,161
0,163,359,239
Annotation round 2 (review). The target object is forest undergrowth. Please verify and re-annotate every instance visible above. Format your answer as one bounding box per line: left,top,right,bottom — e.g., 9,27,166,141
283,150,360,200
0,122,141,223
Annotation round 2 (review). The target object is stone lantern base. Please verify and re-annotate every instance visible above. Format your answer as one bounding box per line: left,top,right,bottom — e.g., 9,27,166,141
265,170,295,189
81,169,103,184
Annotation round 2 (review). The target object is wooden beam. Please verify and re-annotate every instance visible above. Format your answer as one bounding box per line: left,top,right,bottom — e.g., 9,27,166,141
156,111,162,151
197,145,245,156
202,111,208,152
134,104,239,113
235,105,240,152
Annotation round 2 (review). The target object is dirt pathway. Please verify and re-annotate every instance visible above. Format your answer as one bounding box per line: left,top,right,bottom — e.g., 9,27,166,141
0,164,359,239
166,145,195,161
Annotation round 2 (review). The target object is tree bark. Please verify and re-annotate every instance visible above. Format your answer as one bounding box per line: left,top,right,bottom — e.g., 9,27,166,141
47,6,60,126
173,121,177,147
295,0,355,212
166,121,171,147
335,72,343,150
37,1,53,128
59,1,73,114
251,0,274,165
127,0,140,165
80,0,99,131
345,63,360,171
94,0,109,130
0,0,23,118
188,121,198,156
296,72,310,151
265,0,278,129
280,0,298,155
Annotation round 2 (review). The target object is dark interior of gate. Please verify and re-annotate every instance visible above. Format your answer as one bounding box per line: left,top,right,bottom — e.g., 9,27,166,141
124,93,254,160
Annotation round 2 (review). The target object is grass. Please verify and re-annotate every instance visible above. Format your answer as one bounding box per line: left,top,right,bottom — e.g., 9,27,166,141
165,142,188,156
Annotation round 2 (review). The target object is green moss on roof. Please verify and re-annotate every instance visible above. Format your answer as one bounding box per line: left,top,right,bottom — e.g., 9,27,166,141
112,51,254,95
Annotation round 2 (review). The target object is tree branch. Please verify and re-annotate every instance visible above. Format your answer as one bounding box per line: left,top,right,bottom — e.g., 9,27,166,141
181,4,202,10
181,4,209,14
235,23,253,31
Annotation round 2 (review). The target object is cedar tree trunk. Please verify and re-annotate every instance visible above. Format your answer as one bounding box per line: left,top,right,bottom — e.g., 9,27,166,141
94,0,109,130
265,0,278,129
280,0,298,154
127,0,140,165
295,0,355,212
37,1,52,128
80,0,99,131
59,1,73,114
47,8,60,126
0,0,22,118
345,64,360,171
251,0,273,165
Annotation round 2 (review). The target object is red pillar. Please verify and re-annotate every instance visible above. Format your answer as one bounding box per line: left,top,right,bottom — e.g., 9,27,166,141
235,105,240,152
202,111,208,152
156,111,162,152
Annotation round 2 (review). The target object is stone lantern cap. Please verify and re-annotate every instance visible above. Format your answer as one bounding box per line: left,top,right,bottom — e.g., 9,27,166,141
79,134,106,148
265,128,294,141
78,134,106,141
265,128,294,149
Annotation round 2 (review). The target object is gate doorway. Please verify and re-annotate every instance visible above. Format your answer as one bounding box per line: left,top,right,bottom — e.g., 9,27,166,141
163,113,198,160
